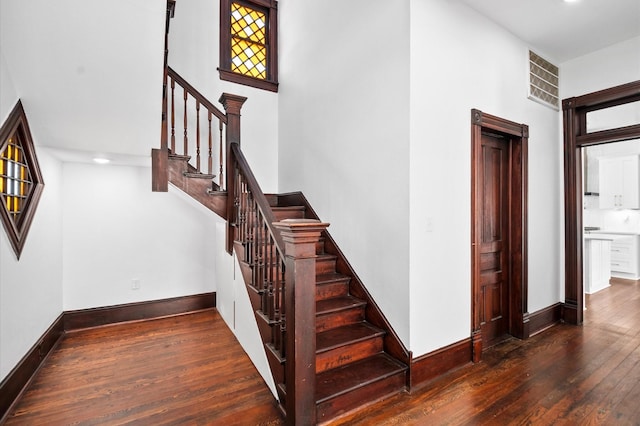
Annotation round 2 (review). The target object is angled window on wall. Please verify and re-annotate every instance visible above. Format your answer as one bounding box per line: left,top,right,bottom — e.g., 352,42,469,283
0,100,44,259
219,0,278,92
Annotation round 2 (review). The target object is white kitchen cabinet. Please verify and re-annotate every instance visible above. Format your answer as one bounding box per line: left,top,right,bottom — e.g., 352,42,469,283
584,237,611,294
610,235,640,279
599,155,640,209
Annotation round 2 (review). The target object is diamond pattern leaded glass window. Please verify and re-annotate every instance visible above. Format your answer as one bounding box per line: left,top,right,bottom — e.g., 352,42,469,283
1,137,32,221
0,100,44,259
219,0,278,92
231,2,267,79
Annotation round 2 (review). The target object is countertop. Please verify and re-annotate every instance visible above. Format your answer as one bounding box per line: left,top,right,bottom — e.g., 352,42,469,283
584,230,638,240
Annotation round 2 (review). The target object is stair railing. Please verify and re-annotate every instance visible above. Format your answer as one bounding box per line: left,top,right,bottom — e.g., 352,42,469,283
230,142,328,425
170,67,226,181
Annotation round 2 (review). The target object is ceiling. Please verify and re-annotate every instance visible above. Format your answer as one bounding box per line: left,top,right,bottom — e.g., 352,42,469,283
459,0,640,62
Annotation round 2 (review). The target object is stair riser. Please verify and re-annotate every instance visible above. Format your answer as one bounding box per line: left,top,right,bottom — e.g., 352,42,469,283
272,208,306,221
316,282,350,301
316,371,406,423
316,258,338,275
316,308,364,333
316,337,383,374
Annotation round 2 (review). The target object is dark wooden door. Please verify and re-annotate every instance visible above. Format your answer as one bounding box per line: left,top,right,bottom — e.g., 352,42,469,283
479,132,510,348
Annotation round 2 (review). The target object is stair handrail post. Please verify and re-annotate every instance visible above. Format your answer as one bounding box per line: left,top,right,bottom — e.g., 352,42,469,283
273,219,330,426
152,0,176,192
219,93,247,254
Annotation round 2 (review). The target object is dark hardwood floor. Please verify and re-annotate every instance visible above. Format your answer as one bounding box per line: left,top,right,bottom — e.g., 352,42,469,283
2,310,283,426
4,280,640,425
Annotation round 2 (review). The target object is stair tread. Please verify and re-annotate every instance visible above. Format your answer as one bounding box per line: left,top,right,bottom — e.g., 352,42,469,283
316,353,407,403
168,153,190,161
317,296,365,315
317,322,384,353
272,205,306,212
183,172,215,179
316,272,350,284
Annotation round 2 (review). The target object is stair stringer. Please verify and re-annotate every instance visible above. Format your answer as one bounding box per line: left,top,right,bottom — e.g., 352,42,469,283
275,192,412,373
167,153,228,219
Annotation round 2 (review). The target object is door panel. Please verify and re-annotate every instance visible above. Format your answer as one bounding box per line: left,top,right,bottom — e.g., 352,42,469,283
479,133,510,348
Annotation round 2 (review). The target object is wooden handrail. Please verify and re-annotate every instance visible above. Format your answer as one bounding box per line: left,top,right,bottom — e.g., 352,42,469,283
231,142,326,424
230,143,285,254
167,67,227,123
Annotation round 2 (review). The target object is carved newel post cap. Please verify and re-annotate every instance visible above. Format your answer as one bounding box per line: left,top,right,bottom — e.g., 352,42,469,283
273,219,330,258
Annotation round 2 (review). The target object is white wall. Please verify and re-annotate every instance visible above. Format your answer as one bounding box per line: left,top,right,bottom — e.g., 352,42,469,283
0,141,64,385
278,0,412,345
0,42,65,381
0,0,166,158
0,149,64,381
561,36,640,99
167,0,279,395
210,217,277,396
409,0,562,355
62,163,216,310
168,0,279,192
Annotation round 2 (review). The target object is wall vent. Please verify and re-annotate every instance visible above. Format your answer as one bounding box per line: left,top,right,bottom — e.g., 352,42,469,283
528,50,559,110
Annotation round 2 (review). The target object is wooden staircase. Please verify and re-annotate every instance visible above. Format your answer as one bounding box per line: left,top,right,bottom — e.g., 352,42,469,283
153,76,411,423
235,199,409,422
155,9,410,419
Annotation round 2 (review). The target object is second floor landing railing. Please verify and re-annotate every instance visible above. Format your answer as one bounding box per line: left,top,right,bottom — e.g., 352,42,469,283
152,66,247,195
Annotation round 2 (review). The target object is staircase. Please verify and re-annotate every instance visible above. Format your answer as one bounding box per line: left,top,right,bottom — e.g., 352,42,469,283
239,195,408,422
154,4,410,423
162,148,410,423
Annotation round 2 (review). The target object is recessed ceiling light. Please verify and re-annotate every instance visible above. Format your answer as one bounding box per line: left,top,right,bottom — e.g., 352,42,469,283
93,158,110,164
564,0,579,3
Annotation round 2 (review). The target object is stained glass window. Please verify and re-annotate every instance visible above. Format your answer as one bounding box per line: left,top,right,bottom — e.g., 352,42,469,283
231,3,267,79
0,100,44,259
1,137,32,221
220,0,278,92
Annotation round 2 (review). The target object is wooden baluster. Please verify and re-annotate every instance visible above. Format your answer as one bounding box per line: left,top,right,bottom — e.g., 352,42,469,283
208,111,213,175
196,100,201,172
240,178,247,246
219,120,224,190
278,258,286,356
161,74,168,152
254,200,262,287
236,175,244,250
183,88,188,155
272,252,282,352
237,176,243,244
267,233,275,321
278,257,286,357
170,78,176,153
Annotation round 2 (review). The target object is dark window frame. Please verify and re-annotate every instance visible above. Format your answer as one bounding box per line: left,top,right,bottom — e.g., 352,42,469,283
219,0,279,92
0,100,45,259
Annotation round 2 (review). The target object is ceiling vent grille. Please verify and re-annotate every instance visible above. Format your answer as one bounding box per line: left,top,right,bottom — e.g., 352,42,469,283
528,50,559,110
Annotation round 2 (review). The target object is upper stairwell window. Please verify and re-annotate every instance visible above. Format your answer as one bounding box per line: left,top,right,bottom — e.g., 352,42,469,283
0,100,44,259
219,0,278,92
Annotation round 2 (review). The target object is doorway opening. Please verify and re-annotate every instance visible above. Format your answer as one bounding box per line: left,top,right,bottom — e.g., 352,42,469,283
562,81,640,324
471,109,529,362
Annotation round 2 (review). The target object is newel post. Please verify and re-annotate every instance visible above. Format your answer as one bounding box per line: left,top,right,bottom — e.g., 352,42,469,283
219,93,247,253
273,219,330,426
151,0,176,193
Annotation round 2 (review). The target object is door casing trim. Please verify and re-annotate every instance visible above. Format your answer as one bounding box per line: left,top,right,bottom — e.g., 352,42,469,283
471,109,529,362
562,80,640,324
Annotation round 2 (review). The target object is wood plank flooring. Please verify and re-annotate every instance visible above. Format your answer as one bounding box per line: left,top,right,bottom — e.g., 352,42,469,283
2,310,283,426
3,280,640,425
